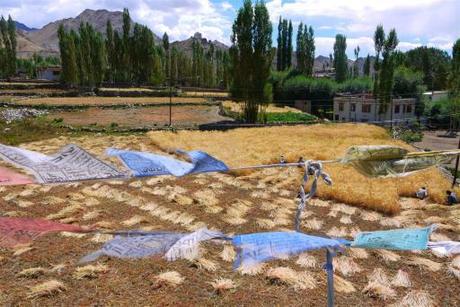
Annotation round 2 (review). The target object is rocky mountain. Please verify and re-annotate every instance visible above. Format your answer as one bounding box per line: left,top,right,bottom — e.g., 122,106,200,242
171,32,228,57
15,9,227,59
15,21,37,32
16,9,155,58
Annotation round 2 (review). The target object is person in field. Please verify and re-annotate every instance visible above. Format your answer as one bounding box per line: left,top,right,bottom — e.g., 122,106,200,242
280,155,286,164
416,187,428,200
446,190,458,205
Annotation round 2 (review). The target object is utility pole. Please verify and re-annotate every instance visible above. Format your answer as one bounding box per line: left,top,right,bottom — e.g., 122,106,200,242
169,48,172,127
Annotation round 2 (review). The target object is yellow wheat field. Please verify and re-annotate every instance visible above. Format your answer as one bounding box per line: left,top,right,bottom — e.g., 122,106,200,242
222,101,303,114
148,124,458,214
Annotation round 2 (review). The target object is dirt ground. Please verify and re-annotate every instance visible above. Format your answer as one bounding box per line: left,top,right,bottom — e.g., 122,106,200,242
46,105,232,128
0,135,459,306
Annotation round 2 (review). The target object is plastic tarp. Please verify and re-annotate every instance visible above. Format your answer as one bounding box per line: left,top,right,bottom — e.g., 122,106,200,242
79,232,185,263
232,231,348,269
165,227,227,261
341,145,453,177
351,226,434,250
0,143,124,183
106,148,229,177
428,241,460,256
0,217,90,248
0,166,35,186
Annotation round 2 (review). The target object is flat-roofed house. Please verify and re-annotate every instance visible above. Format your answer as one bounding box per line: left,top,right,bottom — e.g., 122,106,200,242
333,94,416,125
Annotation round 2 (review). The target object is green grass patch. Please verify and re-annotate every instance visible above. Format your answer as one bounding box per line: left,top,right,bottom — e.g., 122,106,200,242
0,117,68,145
264,112,317,123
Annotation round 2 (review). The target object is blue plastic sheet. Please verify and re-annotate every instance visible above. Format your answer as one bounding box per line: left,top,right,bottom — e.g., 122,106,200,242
79,232,185,263
232,232,348,268
106,148,229,177
351,226,434,250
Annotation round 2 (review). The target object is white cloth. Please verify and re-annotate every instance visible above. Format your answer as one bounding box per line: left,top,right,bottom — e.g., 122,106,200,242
428,241,460,256
164,228,224,261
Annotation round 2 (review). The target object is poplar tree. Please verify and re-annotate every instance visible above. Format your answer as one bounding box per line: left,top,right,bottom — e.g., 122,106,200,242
373,25,385,97
286,20,293,69
106,20,115,82
230,0,272,123
374,27,399,113
276,16,283,71
363,54,371,76
333,34,348,82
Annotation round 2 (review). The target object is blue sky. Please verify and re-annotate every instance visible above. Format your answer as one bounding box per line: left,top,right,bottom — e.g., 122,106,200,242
1,0,459,57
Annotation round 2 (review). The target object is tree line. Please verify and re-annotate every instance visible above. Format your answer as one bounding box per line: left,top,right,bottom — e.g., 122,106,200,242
58,9,230,88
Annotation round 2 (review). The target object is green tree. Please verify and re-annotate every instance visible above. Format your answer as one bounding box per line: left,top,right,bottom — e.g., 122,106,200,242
105,20,115,82
333,34,348,82
449,39,460,99
296,23,315,76
405,47,450,90
363,54,371,76
353,45,360,77
230,0,272,123
276,16,283,71
286,20,293,69
377,28,399,113
373,25,385,97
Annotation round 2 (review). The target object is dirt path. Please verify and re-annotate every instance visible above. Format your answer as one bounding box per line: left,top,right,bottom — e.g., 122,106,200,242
414,130,459,151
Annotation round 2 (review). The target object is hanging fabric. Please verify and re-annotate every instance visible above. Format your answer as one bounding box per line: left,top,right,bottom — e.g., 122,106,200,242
0,143,124,183
106,148,229,177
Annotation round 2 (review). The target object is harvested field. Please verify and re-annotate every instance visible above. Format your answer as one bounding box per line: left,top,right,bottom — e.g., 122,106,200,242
7,97,210,107
46,106,232,128
148,124,460,214
183,91,229,98
0,133,459,305
0,89,70,96
222,100,302,113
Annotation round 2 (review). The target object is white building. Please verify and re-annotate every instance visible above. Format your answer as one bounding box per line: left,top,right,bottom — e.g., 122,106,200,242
333,94,416,125
37,66,61,81
423,90,448,102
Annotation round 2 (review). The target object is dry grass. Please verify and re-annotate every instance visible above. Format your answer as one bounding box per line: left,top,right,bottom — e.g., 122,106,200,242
348,248,369,259
266,267,316,290
333,256,362,276
17,267,46,278
362,281,396,300
27,280,67,299
376,250,401,262
238,263,266,275
73,264,109,279
390,290,434,307
391,270,411,288
296,254,317,268
148,124,458,214
13,246,34,256
220,245,236,262
303,218,323,230
155,271,185,287
210,278,236,292
334,275,356,293
407,257,442,272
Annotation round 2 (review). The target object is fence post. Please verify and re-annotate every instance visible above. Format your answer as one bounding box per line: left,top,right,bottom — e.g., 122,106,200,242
326,248,335,307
